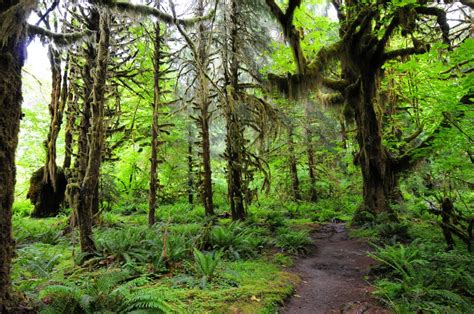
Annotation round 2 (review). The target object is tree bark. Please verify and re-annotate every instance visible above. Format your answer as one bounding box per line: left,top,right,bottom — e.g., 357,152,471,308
196,0,214,217
187,125,194,205
351,71,396,222
303,100,317,201
0,0,34,307
76,8,110,253
224,0,245,220
149,18,161,226
29,46,68,217
287,125,301,201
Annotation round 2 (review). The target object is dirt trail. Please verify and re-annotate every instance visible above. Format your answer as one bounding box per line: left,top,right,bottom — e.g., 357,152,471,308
280,223,390,314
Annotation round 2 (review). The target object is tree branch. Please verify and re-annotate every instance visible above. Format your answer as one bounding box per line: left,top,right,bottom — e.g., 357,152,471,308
101,0,215,27
27,24,95,46
416,6,450,45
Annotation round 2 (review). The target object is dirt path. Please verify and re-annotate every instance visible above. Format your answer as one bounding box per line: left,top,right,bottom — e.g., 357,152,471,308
280,223,390,314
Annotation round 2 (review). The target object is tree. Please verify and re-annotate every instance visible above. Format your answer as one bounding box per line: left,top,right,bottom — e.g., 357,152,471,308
27,3,69,218
149,0,163,226
265,0,466,222
0,1,36,307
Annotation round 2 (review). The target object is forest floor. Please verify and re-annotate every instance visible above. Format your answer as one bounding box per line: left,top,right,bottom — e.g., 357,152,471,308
280,223,390,314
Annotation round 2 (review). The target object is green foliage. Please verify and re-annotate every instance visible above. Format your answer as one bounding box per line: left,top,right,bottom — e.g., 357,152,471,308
371,238,474,312
13,216,66,245
275,227,312,255
120,287,179,313
90,226,152,266
193,249,222,288
40,270,131,313
209,222,266,259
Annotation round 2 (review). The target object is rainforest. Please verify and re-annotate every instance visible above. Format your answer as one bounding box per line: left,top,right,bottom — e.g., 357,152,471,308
0,0,473,313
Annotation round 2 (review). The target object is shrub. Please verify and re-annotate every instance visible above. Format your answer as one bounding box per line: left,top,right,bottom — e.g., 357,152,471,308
193,249,222,288
275,227,312,255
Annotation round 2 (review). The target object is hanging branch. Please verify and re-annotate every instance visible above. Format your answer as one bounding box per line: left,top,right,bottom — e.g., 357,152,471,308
28,24,95,46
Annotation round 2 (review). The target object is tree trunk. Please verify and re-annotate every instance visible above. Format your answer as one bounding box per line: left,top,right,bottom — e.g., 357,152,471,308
352,72,396,223
29,46,68,217
149,19,161,226
195,0,214,217
224,0,245,220
187,126,194,205
303,100,317,201
0,0,34,307
76,8,110,253
287,125,301,201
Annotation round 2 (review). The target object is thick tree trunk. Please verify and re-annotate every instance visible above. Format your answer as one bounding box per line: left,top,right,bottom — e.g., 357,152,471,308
76,9,110,253
0,0,34,307
352,72,396,223
149,20,161,226
287,125,301,201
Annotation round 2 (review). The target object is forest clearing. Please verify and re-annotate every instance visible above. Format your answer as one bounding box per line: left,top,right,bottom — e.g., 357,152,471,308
0,0,473,313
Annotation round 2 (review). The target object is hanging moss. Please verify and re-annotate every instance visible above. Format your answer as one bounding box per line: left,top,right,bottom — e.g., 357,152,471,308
27,166,67,218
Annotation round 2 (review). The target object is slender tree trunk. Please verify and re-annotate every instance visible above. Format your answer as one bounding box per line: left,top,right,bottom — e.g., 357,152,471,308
0,1,34,307
303,100,317,201
67,9,100,231
76,9,110,253
187,126,194,205
224,0,245,220
149,19,161,226
195,0,214,216
29,46,68,218
63,91,76,171
287,125,301,201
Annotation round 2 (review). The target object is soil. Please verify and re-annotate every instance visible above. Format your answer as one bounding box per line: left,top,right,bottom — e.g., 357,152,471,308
280,223,391,314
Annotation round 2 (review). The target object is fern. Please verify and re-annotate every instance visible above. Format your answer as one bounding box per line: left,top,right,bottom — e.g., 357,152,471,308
193,249,222,288
120,288,175,313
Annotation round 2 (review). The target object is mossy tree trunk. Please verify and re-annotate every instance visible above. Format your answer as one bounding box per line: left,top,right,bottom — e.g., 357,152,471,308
196,0,214,217
224,0,246,220
187,125,195,205
287,124,301,201
149,16,161,226
74,8,110,253
303,100,317,201
29,44,69,218
0,0,35,308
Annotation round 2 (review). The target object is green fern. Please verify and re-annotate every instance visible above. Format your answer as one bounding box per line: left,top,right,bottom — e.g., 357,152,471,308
193,249,222,288
120,288,176,313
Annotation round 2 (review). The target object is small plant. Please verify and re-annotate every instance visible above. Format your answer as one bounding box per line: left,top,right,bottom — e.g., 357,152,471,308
209,222,265,259
40,270,131,313
275,227,312,255
90,227,151,266
369,242,425,282
120,287,177,313
193,249,222,288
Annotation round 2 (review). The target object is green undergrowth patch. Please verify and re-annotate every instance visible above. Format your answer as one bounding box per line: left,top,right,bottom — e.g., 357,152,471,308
11,200,315,313
13,215,68,246
367,218,474,312
152,259,299,313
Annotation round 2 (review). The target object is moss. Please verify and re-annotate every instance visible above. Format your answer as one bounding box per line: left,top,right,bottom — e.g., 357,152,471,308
158,260,300,313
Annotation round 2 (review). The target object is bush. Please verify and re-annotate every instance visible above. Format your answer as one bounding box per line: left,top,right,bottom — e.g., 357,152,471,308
209,222,266,259
275,227,312,255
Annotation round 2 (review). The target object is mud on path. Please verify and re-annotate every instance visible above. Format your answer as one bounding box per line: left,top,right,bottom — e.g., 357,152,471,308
280,223,390,314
